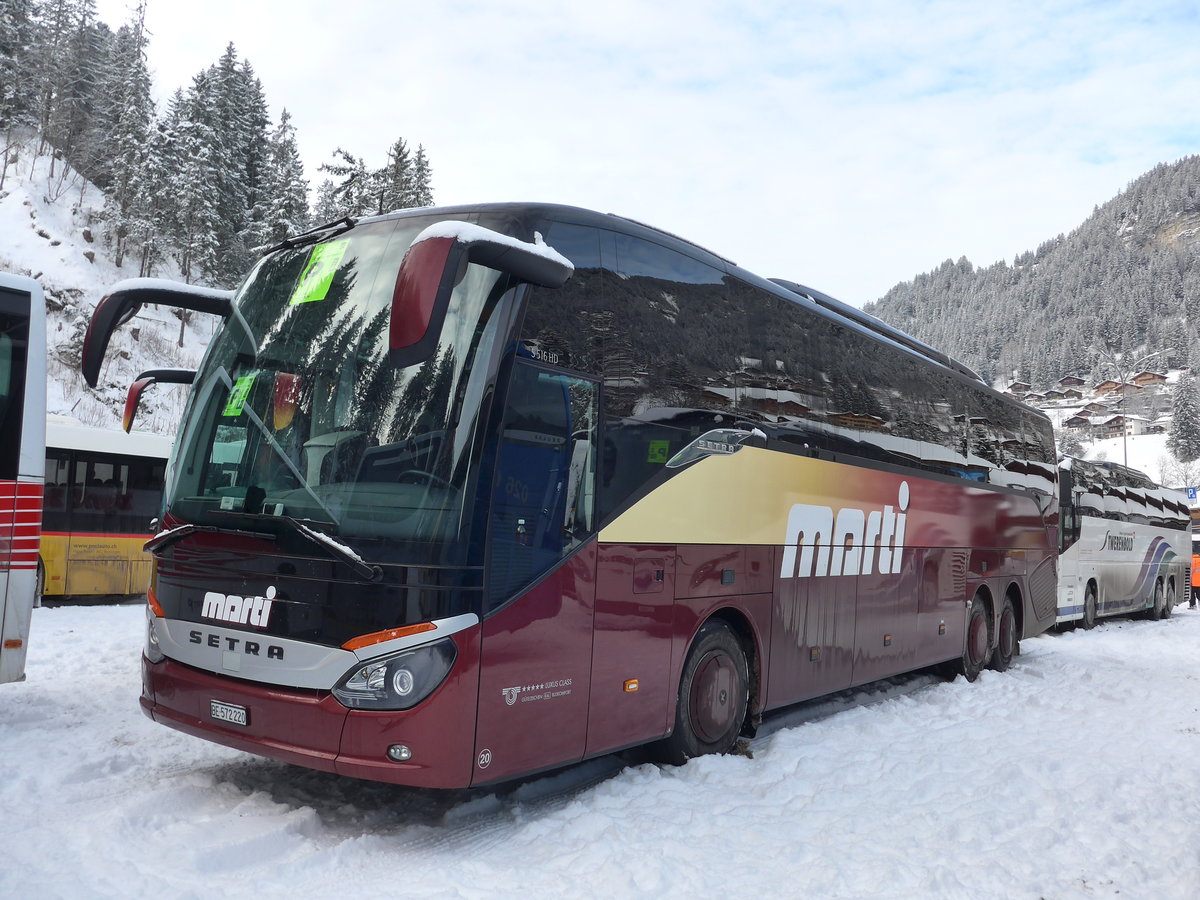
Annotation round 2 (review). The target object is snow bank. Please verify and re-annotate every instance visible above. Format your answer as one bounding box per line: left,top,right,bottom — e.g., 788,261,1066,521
3,603,1200,899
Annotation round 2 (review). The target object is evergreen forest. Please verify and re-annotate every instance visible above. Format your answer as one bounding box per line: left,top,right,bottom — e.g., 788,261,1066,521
0,0,435,287
865,155,1200,392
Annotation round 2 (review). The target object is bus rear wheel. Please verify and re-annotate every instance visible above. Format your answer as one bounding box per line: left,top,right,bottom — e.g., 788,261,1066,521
660,620,749,765
957,594,991,682
1160,582,1175,620
1080,584,1098,630
989,596,1018,672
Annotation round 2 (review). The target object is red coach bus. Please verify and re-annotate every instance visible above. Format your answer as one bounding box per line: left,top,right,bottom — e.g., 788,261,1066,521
1,272,45,684
82,204,1059,787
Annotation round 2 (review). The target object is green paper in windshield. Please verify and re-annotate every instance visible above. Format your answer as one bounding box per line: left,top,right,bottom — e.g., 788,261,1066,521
222,374,257,417
289,239,350,305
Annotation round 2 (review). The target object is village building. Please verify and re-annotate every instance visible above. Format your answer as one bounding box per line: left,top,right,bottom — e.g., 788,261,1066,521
1130,371,1168,388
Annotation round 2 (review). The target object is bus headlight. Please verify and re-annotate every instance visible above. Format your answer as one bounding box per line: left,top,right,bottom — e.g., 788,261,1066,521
332,639,457,710
145,607,165,664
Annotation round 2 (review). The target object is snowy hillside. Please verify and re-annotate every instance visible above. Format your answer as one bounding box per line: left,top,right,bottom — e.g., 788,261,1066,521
1026,371,1195,492
866,154,1200,389
0,138,218,436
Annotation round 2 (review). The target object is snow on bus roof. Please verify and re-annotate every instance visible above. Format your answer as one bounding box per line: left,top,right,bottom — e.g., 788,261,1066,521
412,221,574,271
102,277,235,301
46,416,172,458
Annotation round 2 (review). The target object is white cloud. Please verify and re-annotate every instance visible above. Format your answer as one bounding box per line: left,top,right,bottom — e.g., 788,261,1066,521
92,0,1200,304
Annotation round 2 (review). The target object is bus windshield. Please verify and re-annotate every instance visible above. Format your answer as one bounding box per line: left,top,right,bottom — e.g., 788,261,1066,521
164,217,508,562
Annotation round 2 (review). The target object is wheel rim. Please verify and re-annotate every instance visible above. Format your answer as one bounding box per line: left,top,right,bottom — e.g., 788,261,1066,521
967,609,989,666
689,649,739,745
1084,588,1097,627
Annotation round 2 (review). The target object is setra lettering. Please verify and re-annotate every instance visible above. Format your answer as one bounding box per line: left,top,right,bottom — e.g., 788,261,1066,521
188,629,284,660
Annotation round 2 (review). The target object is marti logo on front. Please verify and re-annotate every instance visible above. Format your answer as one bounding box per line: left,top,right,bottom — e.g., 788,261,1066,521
780,482,910,578
201,586,277,628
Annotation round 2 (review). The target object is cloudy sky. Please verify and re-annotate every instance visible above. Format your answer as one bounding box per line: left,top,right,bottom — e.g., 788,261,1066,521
92,0,1200,306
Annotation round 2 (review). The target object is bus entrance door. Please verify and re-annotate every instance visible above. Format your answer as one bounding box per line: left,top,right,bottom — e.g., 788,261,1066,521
473,363,600,784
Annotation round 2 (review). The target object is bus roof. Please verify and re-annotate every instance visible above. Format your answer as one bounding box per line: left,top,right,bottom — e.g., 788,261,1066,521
46,416,172,459
345,202,1000,394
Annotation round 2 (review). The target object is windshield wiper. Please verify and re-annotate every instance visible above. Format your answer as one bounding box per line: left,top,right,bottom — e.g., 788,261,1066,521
277,514,383,583
220,512,382,583
144,522,277,555
262,216,356,255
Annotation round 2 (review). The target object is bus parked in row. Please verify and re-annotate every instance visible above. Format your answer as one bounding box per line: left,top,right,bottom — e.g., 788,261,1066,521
82,203,1060,788
1057,456,1191,627
1,272,45,684
39,418,171,602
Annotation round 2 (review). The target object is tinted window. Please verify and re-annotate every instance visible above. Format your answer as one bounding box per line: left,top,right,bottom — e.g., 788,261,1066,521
42,448,165,535
522,220,1058,524
43,450,71,531
0,288,30,481
487,362,597,610
522,225,747,522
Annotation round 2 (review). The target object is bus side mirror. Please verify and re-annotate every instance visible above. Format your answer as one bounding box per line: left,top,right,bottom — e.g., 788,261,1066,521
274,373,302,430
389,222,573,368
122,368,196,433
82,279,234,387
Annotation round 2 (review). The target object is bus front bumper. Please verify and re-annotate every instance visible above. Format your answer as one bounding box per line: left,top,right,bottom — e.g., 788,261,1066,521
141,654,477,788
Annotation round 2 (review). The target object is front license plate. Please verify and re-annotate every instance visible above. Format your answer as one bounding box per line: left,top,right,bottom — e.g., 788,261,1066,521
210,699,249,727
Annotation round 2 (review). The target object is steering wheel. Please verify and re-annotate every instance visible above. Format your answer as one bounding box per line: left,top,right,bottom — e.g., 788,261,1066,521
396,469,453,490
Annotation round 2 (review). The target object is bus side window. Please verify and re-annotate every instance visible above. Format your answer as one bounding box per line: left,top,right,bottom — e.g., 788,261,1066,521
1060,506,1076,552
486,363,598,611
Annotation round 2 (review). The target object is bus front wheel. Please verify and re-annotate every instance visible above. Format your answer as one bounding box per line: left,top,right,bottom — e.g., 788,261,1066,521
1080,584,1098,630
1148,581,1165,620
660,620,748,765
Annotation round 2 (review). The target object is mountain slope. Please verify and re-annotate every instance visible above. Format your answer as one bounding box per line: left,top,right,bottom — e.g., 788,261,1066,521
865,155,1200,389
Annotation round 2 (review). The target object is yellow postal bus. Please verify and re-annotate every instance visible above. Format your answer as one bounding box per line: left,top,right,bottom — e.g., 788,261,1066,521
39,418,170,600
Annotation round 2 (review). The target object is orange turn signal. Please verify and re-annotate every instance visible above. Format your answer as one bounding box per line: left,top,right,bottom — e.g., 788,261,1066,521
147,587,165,617
342,622,437,651
623,679,639,693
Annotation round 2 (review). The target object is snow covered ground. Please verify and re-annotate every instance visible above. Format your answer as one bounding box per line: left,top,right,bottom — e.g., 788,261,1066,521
4,601,1200,899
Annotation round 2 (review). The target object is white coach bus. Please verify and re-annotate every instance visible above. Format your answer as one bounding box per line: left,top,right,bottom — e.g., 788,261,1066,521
1,273,46,684
1057,456,1191,628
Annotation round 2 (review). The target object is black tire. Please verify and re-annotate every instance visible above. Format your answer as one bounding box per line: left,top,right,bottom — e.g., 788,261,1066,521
1080,583,1098,630
957,594,991,682
989,596,1018,672
660,621,749,765
1148,580,1165,620
34,559,45,609
1160,581,1175,620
